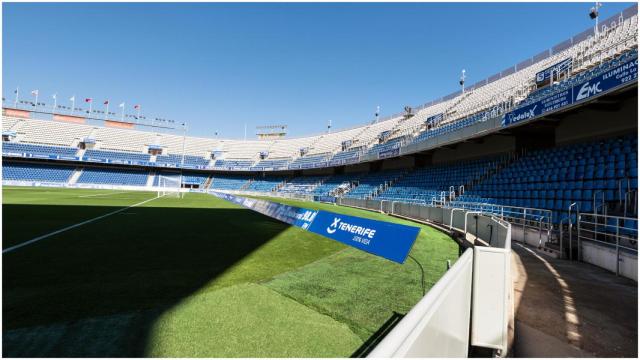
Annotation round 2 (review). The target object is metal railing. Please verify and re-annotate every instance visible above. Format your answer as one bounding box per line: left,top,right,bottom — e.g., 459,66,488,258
576,212,638,277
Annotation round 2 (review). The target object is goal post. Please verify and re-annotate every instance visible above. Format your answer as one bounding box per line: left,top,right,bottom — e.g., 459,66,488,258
157,174,183,198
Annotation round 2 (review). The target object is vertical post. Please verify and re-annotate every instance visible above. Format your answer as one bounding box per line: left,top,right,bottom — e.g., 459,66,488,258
181,122,187,198
616,223,620,276
560,218,564,259
577,213,581,262
14,87,19,107
523,208,527,244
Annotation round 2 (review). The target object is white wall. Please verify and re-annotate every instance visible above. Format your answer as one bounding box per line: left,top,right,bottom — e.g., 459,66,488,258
368,249,474,358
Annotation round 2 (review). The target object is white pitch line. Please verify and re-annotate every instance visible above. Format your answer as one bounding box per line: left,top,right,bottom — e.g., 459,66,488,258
78,191,137,198
3,195,162,254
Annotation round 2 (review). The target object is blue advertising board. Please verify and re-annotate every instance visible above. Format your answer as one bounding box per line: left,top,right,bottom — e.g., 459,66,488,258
572,58,638,103
314,195,337,203
378,148,400,159
503,57,638,127
210,192,420,263
307,210,420,263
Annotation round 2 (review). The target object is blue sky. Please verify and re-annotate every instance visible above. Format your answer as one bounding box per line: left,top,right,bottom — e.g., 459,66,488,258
2,2,634,138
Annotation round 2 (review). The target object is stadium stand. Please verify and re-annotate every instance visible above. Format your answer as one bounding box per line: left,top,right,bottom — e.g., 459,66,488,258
84,149,151,163
278,175,327,194
2,142,77,158
2,17,637,171
312,173,359,196
156,153,209,167
77,167,149,186
209,175,251,190
245,176,288,192
253,158,291,169
3,162,75,183
214,159,254,168
455,134,638,224
376,156,504,204
344,169,406,199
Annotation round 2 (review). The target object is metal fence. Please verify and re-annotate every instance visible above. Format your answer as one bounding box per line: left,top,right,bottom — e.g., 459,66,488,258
576,212,638,278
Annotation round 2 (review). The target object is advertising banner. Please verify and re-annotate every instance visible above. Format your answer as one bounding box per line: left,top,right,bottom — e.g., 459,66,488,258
379,148,400,159
572,58,638,103
210,192,420,263
503,57,638,127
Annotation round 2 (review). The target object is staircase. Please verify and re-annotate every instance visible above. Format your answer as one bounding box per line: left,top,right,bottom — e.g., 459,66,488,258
370,170,409,199
68,167,83,185
76,148,86,158
240,179,253,191
146,172,156,187
203,176,213,190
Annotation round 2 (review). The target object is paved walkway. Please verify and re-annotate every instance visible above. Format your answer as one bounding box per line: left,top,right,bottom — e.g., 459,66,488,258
511,242,637,358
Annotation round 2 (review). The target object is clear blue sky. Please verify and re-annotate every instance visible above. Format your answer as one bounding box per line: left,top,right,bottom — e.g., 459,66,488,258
2,2,634,138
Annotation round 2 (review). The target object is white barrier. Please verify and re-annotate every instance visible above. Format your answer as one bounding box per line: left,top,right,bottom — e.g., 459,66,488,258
368,248,474,357
337,196,513,357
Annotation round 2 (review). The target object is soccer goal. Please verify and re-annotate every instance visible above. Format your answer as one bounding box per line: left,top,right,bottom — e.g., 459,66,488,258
157,174,183,198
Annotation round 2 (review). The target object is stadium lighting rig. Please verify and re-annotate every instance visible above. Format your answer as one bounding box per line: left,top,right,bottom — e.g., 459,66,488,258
590,2,602,34
459,69,466,93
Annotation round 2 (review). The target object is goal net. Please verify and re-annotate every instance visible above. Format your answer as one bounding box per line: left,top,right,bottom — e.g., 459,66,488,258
157,174,183,198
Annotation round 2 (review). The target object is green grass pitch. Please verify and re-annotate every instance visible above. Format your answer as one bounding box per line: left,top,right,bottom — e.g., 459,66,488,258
2,187,459,357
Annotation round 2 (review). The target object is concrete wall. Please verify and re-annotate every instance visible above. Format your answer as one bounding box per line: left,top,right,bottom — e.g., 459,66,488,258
381,156,415,170
344,162,371,173
581,240,638,281
555,96,637,145
431,135,516,164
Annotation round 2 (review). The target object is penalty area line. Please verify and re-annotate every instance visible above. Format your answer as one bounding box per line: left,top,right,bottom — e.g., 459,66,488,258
3,195,163,254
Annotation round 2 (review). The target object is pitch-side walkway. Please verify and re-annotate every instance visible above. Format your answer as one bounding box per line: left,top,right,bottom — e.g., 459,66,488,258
511,242,637,358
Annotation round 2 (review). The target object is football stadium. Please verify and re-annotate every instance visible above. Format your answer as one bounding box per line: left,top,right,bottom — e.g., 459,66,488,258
2,2,638,358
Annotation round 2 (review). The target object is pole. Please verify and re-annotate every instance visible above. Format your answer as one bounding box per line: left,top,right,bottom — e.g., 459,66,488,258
52,94,57,112
88,101,92,116
34,91,39,107
70,96,75,115
14,87,19,107
180,122,187,198
376,105,380,123
595,3,599,35
105,102,109,120
120,103,125,121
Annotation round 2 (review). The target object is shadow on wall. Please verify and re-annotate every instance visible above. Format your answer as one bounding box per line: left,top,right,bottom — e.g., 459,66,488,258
2,204,290,357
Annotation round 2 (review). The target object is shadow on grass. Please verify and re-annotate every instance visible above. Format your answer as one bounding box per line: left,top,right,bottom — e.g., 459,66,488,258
350,312,404,358
3,204,290,357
